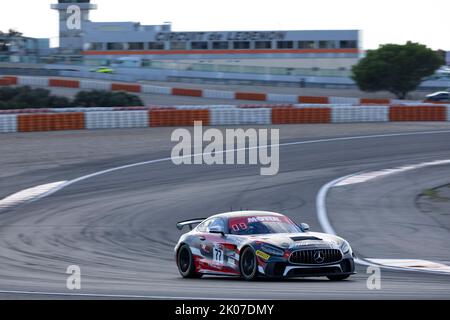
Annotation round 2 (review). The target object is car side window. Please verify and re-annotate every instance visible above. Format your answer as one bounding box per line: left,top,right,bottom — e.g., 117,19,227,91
207,218,226,233
196,219,212,232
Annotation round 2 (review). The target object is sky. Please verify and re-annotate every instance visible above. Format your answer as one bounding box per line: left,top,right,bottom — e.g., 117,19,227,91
0,0,449,50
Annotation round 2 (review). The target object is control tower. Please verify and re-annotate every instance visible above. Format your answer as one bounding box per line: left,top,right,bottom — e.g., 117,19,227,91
51,0,97,53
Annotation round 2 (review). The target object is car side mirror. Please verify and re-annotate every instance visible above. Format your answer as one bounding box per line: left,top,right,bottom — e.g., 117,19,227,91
209,225,225,236
299,223,310,232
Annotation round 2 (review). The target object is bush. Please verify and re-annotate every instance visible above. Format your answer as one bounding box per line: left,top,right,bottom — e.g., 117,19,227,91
0,86,143,110
72,90,143,107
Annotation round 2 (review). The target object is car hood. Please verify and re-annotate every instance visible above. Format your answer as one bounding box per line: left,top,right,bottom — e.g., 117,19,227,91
246,232,345,250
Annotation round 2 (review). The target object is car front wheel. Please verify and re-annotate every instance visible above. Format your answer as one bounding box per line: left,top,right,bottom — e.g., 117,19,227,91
240,247,258,281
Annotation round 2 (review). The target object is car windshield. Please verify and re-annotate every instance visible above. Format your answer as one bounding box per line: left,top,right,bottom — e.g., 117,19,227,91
228,215,302,235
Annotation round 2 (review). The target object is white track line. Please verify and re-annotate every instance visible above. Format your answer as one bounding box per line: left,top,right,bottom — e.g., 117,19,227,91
0,289,241,300
316,163,450,275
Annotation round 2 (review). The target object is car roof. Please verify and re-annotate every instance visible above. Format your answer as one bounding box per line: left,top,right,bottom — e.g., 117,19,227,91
209,211,285,219
429,91,449,95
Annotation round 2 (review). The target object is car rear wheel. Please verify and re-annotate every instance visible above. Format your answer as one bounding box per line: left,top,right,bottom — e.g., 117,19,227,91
327,275,350,281
177,245,202,278
240,247,258,281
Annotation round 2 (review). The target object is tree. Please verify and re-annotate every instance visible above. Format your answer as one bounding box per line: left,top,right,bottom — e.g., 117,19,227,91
352,42,445,99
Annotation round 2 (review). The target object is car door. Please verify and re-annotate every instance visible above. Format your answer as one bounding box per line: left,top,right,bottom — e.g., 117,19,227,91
203,218,240,274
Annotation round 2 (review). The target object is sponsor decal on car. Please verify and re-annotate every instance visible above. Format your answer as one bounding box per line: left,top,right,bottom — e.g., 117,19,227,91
256,250,271,261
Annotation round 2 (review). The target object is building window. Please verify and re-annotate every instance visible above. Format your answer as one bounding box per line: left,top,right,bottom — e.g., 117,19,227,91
170,42,187,50
233,41,250,49
340,40,357,48
299,41,316,49
148,42,165,50
191,41,208,50
318,41,337,49
107,42,126,50
128,42,144,50
255,41,272,49
86,42,103,50
277,41,294,49
212,41,229,50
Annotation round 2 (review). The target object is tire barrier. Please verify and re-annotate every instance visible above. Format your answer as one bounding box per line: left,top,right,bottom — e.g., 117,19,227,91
49,79,80,89
332,106,389,123
85,111,149,129
2,104,449,133
150,109,210,127
267,93,298,104
235,92,267,101
298,96,329,104
329,96,360,105
360,98,391,105
0,76,18,86
239,104,293,109
210,109,242,125
0,78,12,86
172,88,203,97
17,76,49,87
111,83,142,93
389,105,447,121
17,113,85,132
272,108,331,124
80,80,112,91
203,89,235,100
0,115,17,133
240,108,272,125
141,84,172,95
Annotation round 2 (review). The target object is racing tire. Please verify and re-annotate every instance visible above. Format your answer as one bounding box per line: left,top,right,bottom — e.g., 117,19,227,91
177,245,202,279
240,247,258,281
327,275,350,281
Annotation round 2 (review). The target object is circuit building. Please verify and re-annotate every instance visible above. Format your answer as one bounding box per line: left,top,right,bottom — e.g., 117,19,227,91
52,0,362,70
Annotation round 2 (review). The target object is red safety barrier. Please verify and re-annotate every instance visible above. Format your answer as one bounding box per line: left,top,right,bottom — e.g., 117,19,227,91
111,83,142,93
150,109,210,127
235,92,267,101
172,88,203,97
360,98,391,105
2,76,18,85
49,79,80,88
389,106,447,121
298,96,329,104
272,108,331,124
0,78,12,86
238,104,293,109
18,113,85,132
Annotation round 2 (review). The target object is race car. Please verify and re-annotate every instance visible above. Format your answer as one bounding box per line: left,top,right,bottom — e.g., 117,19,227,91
174,211,356,281
89,66,114,74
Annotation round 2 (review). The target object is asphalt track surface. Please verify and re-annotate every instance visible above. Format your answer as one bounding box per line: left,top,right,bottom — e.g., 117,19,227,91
1,123,450,299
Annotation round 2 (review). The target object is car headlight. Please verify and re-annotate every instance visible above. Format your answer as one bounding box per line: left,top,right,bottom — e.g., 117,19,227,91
260,244,285,257
340,240,352,254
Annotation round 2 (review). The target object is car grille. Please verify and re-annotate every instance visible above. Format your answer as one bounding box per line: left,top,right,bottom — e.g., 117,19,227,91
289,249,343,265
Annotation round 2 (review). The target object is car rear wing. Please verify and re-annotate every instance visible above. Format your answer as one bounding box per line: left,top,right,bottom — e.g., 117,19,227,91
176,218,207,231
